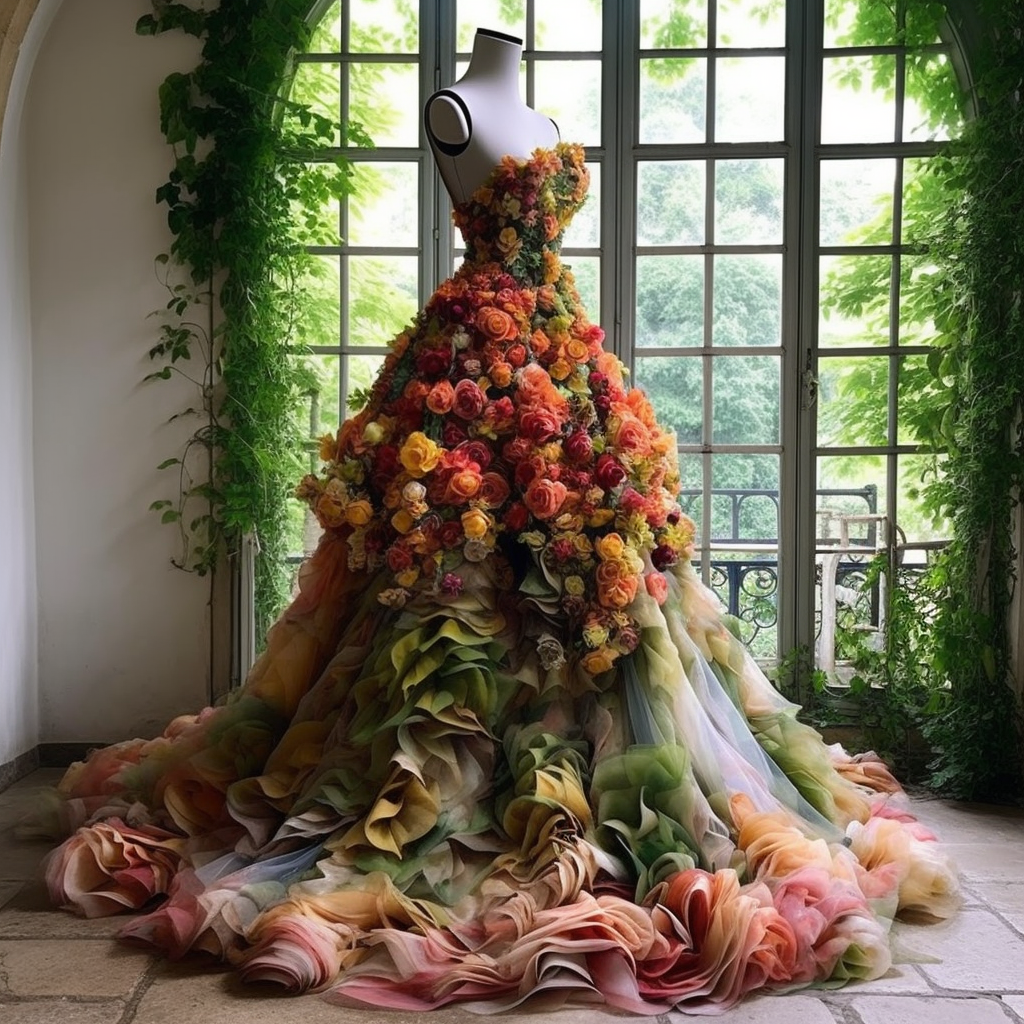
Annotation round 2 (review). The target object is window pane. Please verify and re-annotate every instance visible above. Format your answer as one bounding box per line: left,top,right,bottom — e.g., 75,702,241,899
456,0,526,50
566,256,600,316
348,256,419,344
715,57,785,143
818,254,891,347
712,454,781,540
636,355,703,444
816,456,887,542
347,352,387,400
639,58,707,144
713,255,782,347
350,0,419,52
306,353,343,437
897,354,941,447
637,161,705,246
535,0,603,50
897,453,948,542
348,162,419,246
310,4,341,52
297,255,340,349
535,60,602,145
714,158,784,244
819,159,895,246
904,52,964,142
289,63,342,145
817,355,889,448
350,63,420,146
563,163,601,248
712,355,780,444
825,0,946,48
716,0,784,47
821,55,897,144
898,254,941,345
640,0,708,48
635,255,704,348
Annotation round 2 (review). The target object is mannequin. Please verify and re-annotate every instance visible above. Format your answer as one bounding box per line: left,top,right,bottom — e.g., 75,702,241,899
425,28,560,205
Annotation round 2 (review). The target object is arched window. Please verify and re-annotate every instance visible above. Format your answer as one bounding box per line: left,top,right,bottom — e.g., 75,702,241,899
288,0,967,667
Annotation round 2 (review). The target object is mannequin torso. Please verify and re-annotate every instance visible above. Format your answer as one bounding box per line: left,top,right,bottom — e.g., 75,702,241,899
425,28,560,205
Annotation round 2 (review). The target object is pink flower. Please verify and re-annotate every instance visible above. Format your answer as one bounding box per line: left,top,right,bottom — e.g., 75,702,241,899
452,379,486,420
46,819,184,918
240,913,352,992
524,478,568,520
645,572,669,605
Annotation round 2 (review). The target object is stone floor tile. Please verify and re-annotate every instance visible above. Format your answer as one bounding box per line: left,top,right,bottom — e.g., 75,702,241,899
910,799,1024,845
845,961,933,995
0,1001,125,1024
897,910,1024,991
971,882,1024,933
0,883,21,912
940,843,1024,884
0,834,51,882
0,939,150,998
668,995,835,1023
852,995,1011,1024
1002,995,1024,1020
0,881,126,939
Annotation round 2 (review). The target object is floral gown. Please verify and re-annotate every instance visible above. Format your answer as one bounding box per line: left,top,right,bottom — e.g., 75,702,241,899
44,143,957,1015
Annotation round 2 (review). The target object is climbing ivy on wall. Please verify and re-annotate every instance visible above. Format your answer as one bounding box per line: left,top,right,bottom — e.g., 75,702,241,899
138,0,367,638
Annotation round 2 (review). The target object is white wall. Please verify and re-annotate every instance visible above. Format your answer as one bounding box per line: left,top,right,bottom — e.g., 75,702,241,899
0,0,59,769
28,0,210,743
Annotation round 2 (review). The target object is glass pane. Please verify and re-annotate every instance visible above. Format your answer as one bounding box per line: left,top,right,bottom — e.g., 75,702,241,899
715,57,785,143
636,161,705,246
711,550,779,657
817,355,889,448
712,355,779,444
635,255,704,348
349,63,420,146
819,159,895,246
816,455,886,544
346,352,387,406
711,453,781,540
639,58,707,144
818,254,891,347
898,254,941,345
535,0,603,50
310,3,341,52
716,0,784,47
897,353,941,447
825,0,947,48
536,61,603,145
640,0,708,48
904,52,964,143
296,164,341,246
713,255,782,347
563,163,601,248
821,55,897,144
288,63,342,145
897,453,948,543
348,162,419,246
350,0,419,52
457,1,526,50
307,353,343,436
714,158,784,244
296,255,340,349
348,256,419,345
635,355,703,445
566,256,600,317
678,453,703,537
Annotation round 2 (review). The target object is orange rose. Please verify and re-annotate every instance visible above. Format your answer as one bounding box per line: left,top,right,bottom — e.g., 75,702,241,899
523,477,568,520
566,338,590,362
444,468,482,503
425,380,455,415
594,532,626,561
610,412,652,454
581,646,617,675
489,360,513,387
595,558,639,609
477,306,518,342
477,472,511,508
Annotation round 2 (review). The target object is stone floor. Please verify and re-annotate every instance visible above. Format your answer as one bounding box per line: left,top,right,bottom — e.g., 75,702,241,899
1,769,1023,1024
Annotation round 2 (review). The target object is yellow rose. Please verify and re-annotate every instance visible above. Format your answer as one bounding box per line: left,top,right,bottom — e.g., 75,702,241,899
572,535,593,558
395,567,420,588
594,532,626,561
565,575,586,597
318,433,337,462
549,358,572,381
391,509,415,534
344,499,373,527
461,508,491,540
588,509,616,528
399,431,441,478
581,646,617,675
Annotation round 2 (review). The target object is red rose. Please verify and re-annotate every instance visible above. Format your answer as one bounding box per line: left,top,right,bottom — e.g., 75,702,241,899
504,502,529,531
565,431,594,464
515,455,549,488
452,379,487,421
458,440,493,470
595,453,627,490
507,343,527,368
503,436,533,464
416,347,451,377
387,545,413,572
589,371,607,392
442,420,468,447
439,520,465,548
652,543,678,570
594,395,613,418
519,408,562,443
524,477,568,520
483,397,515,432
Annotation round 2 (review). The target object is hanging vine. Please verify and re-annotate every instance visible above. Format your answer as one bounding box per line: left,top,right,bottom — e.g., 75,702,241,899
138,0,368,636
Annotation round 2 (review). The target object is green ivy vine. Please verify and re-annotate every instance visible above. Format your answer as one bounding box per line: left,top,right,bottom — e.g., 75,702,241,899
138,0,367,637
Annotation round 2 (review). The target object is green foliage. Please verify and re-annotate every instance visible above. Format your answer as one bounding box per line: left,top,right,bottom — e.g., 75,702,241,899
140,0,370,636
